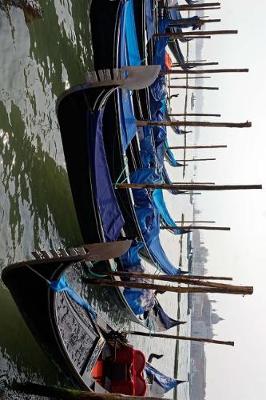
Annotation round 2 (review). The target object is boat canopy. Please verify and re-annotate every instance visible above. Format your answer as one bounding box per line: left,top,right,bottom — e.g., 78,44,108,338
145,0,155,41
145,363,186,396
118,0,140,151
130,168,182,275
88,109,125,241
119,0,141,67
152,189,186,235
164,140,185,167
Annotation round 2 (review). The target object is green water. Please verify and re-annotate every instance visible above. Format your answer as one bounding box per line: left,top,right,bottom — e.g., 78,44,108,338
0,1,93,397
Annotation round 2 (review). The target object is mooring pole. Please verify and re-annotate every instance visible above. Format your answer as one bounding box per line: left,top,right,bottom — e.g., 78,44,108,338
116,183,262,191
168,114,221,118
168,145,226,149
168,85,219,90
165,68,249,75
126,331,234,347
137,120,251,128
154,30,238,38
160,225,230,231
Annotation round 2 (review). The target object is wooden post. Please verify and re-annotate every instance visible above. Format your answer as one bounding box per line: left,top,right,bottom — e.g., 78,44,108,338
151,119,250,129
168,85,219,90
116,183,262,191
168,114,221,117
174,220,216,224
165,68,249,74
174,7,221,11
85,278,253,295
171,76,212,79
154,30,238,38
160,225,230,231
171,158,217,162
168,145,226,149
171,182,216,184
199,19,221,24
172,63,218,67
126,331,234,347
167,4,221,11
179,35,211,40
168,19,221,27
137,120,251,128
102,270,232,281
12,382,166,400
172,2,221,9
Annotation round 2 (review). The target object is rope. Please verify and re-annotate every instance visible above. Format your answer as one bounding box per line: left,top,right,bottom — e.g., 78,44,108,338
84,262,108,278
114,166,127,188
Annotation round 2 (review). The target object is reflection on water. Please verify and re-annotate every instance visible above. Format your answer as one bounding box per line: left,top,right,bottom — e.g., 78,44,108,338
0,1,92,396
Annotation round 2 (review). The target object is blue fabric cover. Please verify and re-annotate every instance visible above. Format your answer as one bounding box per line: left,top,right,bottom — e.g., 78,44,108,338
153,19,171,67
123,289,146,315
123,286,156,315
168,8,182,22
139,126,157,168
120,241,144,268
130,169,182,275
88,110,125,241
162,166,186,195
164,141,184,167
118,1,139,151
119,90,137,151
145,363,185,393
145,0,155,41
51,276,97,319
125,0,141,66
152,189,185,235
152,301,184,330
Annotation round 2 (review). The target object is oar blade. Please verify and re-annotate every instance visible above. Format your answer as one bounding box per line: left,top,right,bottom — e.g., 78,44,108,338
83,240,132,261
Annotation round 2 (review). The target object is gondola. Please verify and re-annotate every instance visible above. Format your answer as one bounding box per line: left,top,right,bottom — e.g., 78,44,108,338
1,241,145,394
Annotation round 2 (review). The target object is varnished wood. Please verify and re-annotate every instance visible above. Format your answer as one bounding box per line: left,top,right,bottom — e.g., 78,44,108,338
126,331,234,346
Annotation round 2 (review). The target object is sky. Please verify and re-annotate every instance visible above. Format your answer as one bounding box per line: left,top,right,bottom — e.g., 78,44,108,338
165,1,266,399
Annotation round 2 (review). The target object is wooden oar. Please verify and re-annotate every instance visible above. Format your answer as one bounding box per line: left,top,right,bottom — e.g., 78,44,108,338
81,240,132,261
32,240,132,263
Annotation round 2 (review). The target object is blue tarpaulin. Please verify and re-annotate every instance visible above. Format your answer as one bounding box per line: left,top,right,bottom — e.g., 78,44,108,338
152,189,186,235
125,0,141,66
118,0,140,151
128,169,182,275
119,90,137,151
51,275,97,319
88,110,125,241
153,19,171,67
164,141,185,167
145,0,155,41
145,363,185,395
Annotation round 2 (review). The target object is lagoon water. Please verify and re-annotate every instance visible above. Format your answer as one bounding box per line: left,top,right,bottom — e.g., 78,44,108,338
0,2,192,399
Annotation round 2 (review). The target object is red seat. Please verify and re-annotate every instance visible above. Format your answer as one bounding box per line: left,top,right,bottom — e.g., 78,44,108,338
109,346,147,396
92,359,104,381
